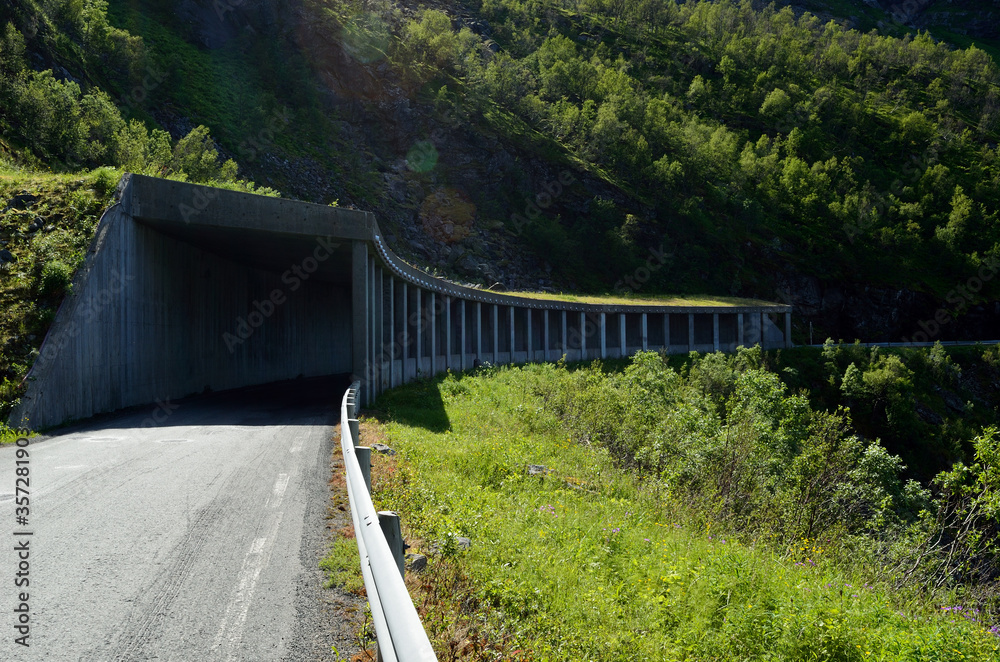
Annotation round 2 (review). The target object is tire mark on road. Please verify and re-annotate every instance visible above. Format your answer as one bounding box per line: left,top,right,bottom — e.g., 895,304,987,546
103,462,259,661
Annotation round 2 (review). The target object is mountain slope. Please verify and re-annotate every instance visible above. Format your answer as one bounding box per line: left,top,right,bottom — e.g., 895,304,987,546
3,0,1000,347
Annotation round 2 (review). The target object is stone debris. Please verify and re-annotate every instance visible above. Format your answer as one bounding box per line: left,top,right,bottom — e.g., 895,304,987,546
405,553,427,573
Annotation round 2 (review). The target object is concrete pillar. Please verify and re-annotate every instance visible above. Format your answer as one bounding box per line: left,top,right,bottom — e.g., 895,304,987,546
580,312,587,360
641,313,648,351
600,313,607,359
492,304,499,365
785,311,792,348
445,295,451,370
401,282,408,382
561,310,567,356
526,309,533,361
415,289,422,377
476,302,482,360
460,299,467,371
376,268,384,392
389,277,395,388
619,313,626,356
688,313,695,352
509,306,515,363
351,242,369,405
713,313,720,352
543,310,550,361
369,257,376,403
430,292,436,375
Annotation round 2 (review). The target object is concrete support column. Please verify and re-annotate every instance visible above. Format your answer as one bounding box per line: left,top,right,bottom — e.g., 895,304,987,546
600,313,607,359
688,313,695,352
737,313,744,348
389,277,394,388
402,282,408,382
713,313,720,352
492,304,499,365
476,302,482,360
460,299,467,371
369,257,376,403
415,289,422,377
351,241,369,406
377,268,384,391
526,309,533,361
580,312,587,360
509,306,515,363
561,311,567,357
785,311,792,348
543,310,550,361
430,292,437,376
641,313,648,351
445,295,452,371
619,313,626,356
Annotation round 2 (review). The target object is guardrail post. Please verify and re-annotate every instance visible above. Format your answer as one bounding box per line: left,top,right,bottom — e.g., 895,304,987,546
378,511,406,579
348,418,360,445
356,447,372,493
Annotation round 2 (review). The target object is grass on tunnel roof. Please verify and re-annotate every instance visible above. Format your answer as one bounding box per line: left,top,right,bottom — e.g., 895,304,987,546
494,290,785,307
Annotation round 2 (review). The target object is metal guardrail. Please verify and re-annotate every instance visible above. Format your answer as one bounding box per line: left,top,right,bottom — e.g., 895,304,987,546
798,340,1000,348
340,382,437,662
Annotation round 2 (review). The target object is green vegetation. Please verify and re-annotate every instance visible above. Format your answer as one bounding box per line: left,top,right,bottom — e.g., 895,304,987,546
496,291,783,307
301,0,1000,306
0,167,118,433
367,346,1000,660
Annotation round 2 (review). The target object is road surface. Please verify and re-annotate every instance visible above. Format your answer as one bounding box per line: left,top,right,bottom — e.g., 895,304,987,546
0,378,360,661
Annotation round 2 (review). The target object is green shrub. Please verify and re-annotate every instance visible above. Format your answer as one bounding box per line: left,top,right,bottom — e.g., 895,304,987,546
38,260,73,297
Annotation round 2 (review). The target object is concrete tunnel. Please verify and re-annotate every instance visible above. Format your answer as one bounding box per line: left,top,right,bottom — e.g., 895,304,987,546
9,174,792,430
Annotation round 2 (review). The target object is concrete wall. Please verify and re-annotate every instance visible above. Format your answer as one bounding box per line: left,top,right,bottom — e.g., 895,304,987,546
10,198,352,430
10,174,792,428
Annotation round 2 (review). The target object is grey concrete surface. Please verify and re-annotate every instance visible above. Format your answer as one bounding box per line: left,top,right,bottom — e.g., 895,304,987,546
10,197,354,430
0,378,360,661
11,173,792,429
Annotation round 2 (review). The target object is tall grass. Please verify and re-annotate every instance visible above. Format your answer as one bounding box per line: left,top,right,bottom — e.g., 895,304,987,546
368,361,1000,661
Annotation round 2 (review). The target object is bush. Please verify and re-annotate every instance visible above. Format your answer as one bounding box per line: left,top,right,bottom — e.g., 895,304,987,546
38,260,73,297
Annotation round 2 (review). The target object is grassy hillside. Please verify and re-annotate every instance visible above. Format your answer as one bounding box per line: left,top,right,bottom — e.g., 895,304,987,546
0,166,119,440
349,348,1000,660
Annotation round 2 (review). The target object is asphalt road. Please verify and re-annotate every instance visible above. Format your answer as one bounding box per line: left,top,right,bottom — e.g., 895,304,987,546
0,377,360,661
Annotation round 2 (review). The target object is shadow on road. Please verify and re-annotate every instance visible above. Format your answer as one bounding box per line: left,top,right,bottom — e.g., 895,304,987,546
46,374,353,433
